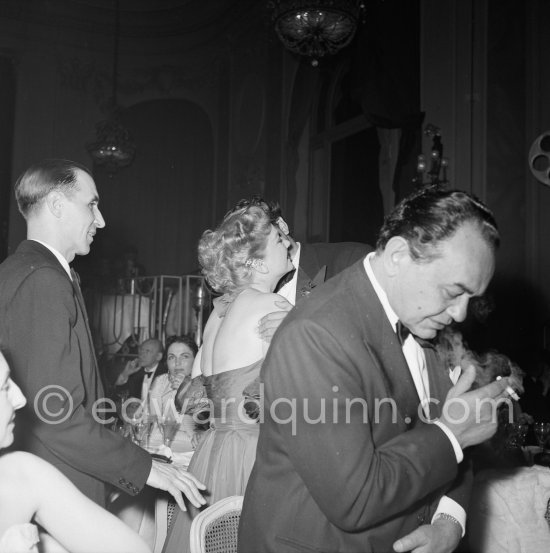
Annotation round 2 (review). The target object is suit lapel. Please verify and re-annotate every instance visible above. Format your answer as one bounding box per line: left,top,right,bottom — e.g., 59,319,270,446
295,246,328,303
425,347,451,419
351,263,423,424
70,268,101,382
295,265,327,301
19,241,103,397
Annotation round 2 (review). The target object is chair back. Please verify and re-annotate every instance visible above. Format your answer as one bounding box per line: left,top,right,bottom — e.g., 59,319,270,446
189,495,243,553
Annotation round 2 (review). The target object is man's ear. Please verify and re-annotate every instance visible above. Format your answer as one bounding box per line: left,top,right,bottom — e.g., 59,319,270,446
382,236,411,276
45,191,64,218
156,352,163,363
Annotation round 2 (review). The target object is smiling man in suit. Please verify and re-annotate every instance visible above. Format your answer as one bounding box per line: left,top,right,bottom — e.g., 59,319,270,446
239,187,513,553
0,159,205,512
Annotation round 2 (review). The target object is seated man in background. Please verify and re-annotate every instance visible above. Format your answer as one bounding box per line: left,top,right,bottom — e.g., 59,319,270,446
113,338,166,402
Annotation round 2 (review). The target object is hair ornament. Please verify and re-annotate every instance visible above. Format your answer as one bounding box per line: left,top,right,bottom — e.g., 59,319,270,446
245,258,263,270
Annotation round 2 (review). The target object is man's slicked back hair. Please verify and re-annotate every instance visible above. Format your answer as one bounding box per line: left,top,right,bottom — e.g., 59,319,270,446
376,186,500,261
15,159,92,219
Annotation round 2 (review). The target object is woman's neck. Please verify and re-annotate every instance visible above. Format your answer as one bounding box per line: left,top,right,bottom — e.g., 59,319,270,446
247,278,276,294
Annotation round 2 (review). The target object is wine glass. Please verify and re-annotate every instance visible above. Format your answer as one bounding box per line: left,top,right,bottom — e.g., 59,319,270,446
158,416,180,448
132,417,155,448
534,422,550,451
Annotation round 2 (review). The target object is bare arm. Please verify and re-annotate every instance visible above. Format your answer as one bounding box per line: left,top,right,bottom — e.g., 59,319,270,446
0,452,151,553
114,359,141,386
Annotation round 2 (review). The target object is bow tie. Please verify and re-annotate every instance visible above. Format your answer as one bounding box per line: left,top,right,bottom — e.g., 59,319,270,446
396,320,435,350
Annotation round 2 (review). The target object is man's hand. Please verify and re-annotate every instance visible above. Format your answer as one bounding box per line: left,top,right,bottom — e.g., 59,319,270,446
126,359,142,376
115,359,142,386
439,364,511,449
258,299,293,343
393,518,461,553
146,460,206,511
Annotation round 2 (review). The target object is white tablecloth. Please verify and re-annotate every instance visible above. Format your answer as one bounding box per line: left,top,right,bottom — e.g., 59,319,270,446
468,465,550,552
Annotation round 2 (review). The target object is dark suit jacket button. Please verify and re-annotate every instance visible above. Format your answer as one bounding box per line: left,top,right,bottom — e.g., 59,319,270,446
119,478,127,486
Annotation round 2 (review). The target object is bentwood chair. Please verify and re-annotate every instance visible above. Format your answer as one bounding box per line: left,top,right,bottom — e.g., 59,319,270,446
189,495,243,553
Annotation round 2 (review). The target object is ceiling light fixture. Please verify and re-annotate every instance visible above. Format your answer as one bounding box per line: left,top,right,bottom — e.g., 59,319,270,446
86,0,135,175
270,0,366,66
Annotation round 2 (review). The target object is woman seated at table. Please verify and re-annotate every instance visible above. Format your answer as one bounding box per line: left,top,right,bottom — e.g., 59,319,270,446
147,335,203,458
0,351,150,553
162,204,293,553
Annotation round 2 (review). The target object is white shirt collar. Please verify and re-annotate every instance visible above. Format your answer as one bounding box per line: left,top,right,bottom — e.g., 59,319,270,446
144,363,159,375
31,239,72,279
276,242,301,306
363,252,399,332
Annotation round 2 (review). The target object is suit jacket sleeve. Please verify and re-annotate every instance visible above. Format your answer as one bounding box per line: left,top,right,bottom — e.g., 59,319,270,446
7,267,151,494
263,317,460,532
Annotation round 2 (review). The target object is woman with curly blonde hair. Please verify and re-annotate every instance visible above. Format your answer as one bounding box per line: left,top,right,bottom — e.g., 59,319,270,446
163,204,294,553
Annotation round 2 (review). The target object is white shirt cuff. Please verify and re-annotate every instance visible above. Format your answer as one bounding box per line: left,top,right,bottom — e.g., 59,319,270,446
432,496,467,537
433,421,464,463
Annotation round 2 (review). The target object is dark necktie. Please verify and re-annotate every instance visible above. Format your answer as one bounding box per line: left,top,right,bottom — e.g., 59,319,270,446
70,267,80,286
396,320,435,350
70,268,84,304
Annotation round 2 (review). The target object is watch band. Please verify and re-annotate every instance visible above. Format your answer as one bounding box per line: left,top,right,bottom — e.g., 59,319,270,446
433,512,462,528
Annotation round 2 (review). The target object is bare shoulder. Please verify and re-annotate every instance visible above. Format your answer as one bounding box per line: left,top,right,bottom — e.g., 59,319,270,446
0,451,52,480
234,289,288,317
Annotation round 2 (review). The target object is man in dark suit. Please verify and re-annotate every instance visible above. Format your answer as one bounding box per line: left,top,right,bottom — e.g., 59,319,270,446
113,338,166,401
239,187,514,553
0,159,205,511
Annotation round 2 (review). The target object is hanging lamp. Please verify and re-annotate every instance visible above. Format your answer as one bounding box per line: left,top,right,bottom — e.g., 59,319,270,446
270,0,366,66
86,0,135,174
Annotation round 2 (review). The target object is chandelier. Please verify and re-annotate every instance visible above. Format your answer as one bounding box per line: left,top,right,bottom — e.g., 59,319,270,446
270,0,366,66
86,0,135,174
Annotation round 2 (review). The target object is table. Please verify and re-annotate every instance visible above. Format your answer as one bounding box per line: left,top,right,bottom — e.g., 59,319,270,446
467,464,550,552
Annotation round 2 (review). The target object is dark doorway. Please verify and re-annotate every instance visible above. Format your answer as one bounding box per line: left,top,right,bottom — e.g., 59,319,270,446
329,127,383,246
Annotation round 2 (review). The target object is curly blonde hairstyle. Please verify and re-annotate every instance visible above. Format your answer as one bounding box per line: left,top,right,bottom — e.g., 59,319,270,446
198,205,273,294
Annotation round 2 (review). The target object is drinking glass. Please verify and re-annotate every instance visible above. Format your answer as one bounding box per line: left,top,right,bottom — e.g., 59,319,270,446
137,418,156,448
534,422,550,451
158,416,180,448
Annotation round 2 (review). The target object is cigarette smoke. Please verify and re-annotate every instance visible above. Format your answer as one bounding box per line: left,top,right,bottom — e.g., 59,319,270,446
436,326,524,393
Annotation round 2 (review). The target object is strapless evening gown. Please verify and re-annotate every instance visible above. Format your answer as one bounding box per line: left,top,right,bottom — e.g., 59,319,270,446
161,360,261,553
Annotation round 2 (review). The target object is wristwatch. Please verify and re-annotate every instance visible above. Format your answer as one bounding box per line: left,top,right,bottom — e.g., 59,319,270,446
433,512,463,535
